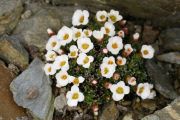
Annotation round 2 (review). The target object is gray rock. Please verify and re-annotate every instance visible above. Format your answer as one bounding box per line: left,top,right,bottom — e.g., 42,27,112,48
10,58,54,120
122,112,133,120
0,0,23,35
145,60,178,99
51,0,180,27
0,35,29,70
99,101,119,120
157,52,180,64
141,97,180,120
54,94,67,113
159,28,180,51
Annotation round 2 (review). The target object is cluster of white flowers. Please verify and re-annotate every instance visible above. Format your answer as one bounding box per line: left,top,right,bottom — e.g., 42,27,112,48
44,9,156,107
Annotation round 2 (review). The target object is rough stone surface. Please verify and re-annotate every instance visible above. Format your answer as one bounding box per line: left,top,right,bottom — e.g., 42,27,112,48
0,0,23,35
13,5,63,51
99,101,119,120
54,94,67,113
145,60,178,99
0,60,26,119
159,28,180,51
142,97,180,120
52,0,180,27
10,58,54,120
157,52,180,64
0,35,29,70
122,112,133,120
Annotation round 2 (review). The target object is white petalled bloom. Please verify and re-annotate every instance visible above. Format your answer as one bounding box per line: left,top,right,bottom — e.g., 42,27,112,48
117,30,125,38
101,22,115,36
72,27,83,41
56,70,70,87
77,37,94,53
141,45,155,59
127,77,136,86
100,63,115,78
102,48,108,54
147,90,156,99
55,48,64,55
68,45,79,58
77,53,94,68
83,29,92,37
124,44,133,53
45,50,57,61
72,9,89,26
102,56,117,67
53,55,69,71
108,9,123,23
110,81,130,101
46,35,61,51
116,56,126,66
57,26,73,46
107,36,123,55
92,30,104,41
66,85,84,107
96,10,107,22
70,76,85,86
133,33,140,40
44,63,56,75
136,83,155,99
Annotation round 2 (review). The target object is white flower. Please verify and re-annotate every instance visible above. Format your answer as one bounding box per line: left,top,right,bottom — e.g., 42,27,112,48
100,63,115,78
107,36,123,55
116,56,126,66
133,33,140,40
70,76,85,86
127,76,136,86
136,83,155,99
101,22,115,36
56,70,70,87
44,63,56,75
77,37,94,53
108,9,122,23
46,35,61,51
72,9,89,26
124,44,133,53
45,50,57,61
110,81,130,101
117,30,125,38
55,48,64,55
72,27,83,41
83,29,92,37
92,30,104,41
68,45,79,58
147,90,156,99
96,10,107,22
57,26,73,46
66,85,84,107
77,53,94,68
102,56,117,67
53,55,69,71
141,45,155,59
102,48,108,54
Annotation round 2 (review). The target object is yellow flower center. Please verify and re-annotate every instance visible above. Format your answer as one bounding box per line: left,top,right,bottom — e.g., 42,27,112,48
75,31,81,38
105,28,110,34
61,75,67,80
108,60,114,65
59,61,66,67
110,15,117,22
73,78,79,84
79,16,84,23
104,67,109,74
143,50,149,55
112,43,118,49
82,43,89,50
72,93,79,99
49,54,55,59
117,59,123,65
100,15,105,20
84,30,89,36
47,67,51,72
51,41,57,47
83,57,89,64
63,34,69,40
138,86,144,94
116,87,124,94
70,51,76,57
